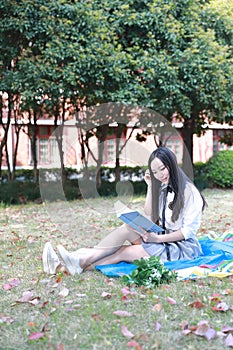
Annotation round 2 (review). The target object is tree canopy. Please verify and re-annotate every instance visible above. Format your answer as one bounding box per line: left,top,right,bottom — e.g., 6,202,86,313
0,0,232,168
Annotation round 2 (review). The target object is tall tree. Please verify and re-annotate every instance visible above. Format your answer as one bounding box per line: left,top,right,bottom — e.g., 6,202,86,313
0,0,27,179
0,93,11,180
1,0,232,175
106,0,233,161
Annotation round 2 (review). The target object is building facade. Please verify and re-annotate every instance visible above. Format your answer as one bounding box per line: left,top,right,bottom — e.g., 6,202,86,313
1,117,232,172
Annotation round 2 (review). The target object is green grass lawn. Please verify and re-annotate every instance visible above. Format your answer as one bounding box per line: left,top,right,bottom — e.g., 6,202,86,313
0,189,233,350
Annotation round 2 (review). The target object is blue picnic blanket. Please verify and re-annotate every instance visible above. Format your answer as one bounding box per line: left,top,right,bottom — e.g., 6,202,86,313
95,238,233,278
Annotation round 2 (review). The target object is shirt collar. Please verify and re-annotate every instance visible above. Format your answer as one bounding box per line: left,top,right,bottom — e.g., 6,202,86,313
161,184,173,193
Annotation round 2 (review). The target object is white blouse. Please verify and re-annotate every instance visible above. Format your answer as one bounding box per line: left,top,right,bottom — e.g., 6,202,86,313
159,182,203,240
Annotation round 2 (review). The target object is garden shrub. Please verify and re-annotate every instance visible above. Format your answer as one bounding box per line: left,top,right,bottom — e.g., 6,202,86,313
1,169,35,182
193,162,209,190
5,156,233,205
205,150,233,188
0,182,41,204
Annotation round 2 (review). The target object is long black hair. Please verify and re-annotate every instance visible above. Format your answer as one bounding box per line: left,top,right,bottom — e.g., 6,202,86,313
148,146,206,224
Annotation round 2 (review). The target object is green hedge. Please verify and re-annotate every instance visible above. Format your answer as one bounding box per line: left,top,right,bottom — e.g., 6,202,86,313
0,179,147,205
193,162,209,191
0,182,41,205
0,154,232,205
205,150,233,188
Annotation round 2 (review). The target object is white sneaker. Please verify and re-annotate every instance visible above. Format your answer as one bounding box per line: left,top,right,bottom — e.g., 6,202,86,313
57,245,83,276
42,242,61,274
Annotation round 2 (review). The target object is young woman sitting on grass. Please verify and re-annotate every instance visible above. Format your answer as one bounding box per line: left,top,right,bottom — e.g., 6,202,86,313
42,146,206,275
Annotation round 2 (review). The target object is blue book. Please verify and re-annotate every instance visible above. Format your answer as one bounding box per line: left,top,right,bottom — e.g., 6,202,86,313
119,211,164,234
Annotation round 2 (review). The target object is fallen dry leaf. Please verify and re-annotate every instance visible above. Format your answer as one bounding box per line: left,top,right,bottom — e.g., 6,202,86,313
121,325,135,338
41,322,50,333
226,334,233,347
193,320,210,336
212,302,229,312
17,291,34,302
113,310,132,317
181,320,189,331
56,275,63,283
28,297,40,306
204,328,217,341
181,320,219,341
182,329,192,336
121,287,137,297
152,303,162,312
222,289,233,295
189,300,205,309
58,287,69,298
127,340,143,349
166,296,176,305
2,278,20,290
193,320,217,341
216,331,227,339
101,291,112,299
0,314,14,325
210,293,222,303
121,287,131,297
76,293,87,298
222,326,233,333
91,313,103,321
28,332,45,341
15,291,40,305
56,343,64,350
154,321,161,331
211,292,221,298
41,301,49,309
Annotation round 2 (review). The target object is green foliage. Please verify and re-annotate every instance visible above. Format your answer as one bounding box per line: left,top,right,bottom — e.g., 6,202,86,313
0,161,215,204
219,132,233,146
1,0,233,172
0,182,40,205
122,256,177,288
1,169,35,182
206,150,233,188
193,162,209,190
101,165,147,181
1,0,233,120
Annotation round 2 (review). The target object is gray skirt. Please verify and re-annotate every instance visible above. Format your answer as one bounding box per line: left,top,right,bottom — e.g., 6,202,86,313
142,238,203,262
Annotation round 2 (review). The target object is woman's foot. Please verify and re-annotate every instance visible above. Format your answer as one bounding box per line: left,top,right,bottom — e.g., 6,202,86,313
42,242,61,274
57,245,83,276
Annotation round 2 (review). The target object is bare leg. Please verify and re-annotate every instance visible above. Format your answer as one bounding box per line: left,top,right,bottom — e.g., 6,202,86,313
95,223,141,249
82,244,149,270
56,224,144,275
74,223,141,265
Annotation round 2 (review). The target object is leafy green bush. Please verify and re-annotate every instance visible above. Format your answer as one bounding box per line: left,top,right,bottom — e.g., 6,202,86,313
6,155,233,205
122,256,177,288
1,169,35,182
193,162,209,190
0,182,41,204
205,150,233,188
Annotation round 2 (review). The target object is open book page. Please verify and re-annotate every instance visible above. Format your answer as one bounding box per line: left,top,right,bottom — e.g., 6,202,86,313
114,200,164,234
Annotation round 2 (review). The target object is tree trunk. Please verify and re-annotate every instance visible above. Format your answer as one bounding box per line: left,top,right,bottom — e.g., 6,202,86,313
0,94,11,182
96,124,109,188
96,141,104,188
78,128,91,179
115,124,126,183
30,111,39,184
5,142,12,181
181,117,195,180
54,102,66,187
11,125,21,181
